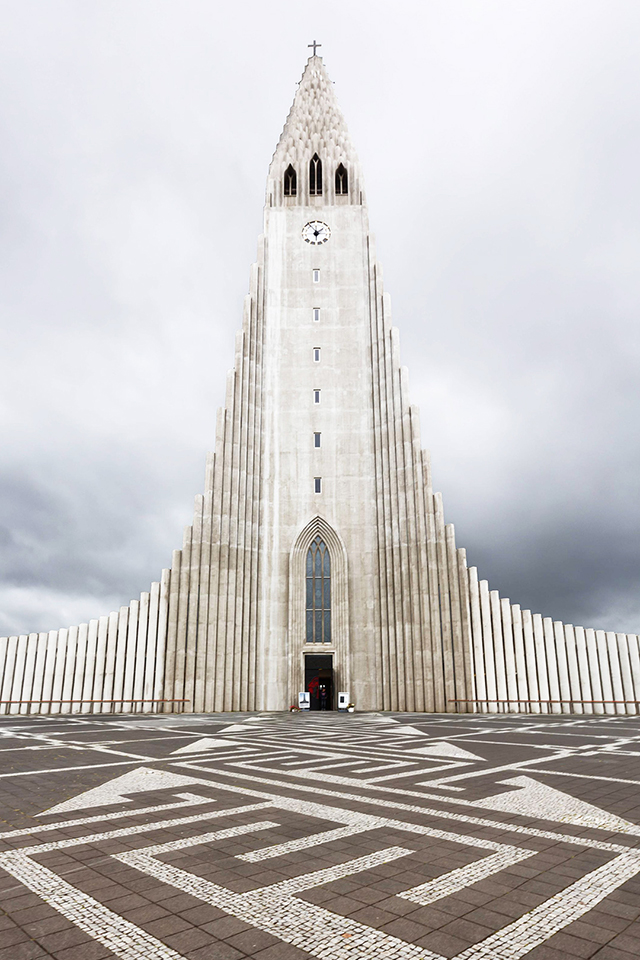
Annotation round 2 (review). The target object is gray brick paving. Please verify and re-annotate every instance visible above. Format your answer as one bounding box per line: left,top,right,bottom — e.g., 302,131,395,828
0,712,640,958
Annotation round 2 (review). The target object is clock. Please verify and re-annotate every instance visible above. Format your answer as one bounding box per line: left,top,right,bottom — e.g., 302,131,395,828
302,221,331,245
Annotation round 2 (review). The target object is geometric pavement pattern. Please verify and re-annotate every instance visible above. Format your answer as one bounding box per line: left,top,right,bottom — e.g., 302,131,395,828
1,712,640,960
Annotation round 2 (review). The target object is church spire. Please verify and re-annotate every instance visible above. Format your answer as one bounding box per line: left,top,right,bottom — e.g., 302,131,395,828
267,53,363,206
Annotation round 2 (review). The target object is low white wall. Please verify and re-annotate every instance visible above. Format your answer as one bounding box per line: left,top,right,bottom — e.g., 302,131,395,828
0,573,170,715
468,566,640,714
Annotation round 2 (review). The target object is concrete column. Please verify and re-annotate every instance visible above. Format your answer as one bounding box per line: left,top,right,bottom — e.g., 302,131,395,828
627,635,640,711
468,567,486,713
552,620,572,714
595,630,615,715
563,624,583,714
532,615,549,713
50,630,67,715
521,610,540,713
585,628,604,715
606,632,626,716
511,605,529,709
500,598,519,711
616,634,636,716
574,626,594,715
71,623,88,714
479,581,496,711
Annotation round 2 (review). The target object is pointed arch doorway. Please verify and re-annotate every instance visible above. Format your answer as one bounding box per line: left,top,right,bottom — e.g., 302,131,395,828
305,654,333,710
289,516,350,708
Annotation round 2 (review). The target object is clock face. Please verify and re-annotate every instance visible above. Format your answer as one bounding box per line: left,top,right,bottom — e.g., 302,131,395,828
302,221,331,245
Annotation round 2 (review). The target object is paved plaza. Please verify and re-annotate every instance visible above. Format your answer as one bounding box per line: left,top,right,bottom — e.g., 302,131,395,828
1,712,640,960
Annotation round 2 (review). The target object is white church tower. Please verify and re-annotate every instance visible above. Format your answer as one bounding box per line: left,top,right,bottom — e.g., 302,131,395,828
2,53,639,717
162,52,475,713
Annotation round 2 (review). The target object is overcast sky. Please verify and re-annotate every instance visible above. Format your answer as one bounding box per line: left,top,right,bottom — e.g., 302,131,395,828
1,0,639,638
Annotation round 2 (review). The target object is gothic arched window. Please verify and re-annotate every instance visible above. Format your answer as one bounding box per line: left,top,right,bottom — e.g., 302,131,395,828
335,163,348,195
283,164,297,197
306,536,331,643
309,153,323,196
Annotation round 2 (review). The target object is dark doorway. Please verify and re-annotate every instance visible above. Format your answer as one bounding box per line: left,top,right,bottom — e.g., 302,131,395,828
305,654,333,711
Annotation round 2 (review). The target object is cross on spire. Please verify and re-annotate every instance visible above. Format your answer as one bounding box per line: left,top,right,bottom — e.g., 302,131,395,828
308,40,322,57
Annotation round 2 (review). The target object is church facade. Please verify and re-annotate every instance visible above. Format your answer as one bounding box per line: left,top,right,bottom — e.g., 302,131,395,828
1,56,639,716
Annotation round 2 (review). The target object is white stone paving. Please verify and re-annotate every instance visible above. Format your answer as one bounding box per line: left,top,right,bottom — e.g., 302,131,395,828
1,712,640,960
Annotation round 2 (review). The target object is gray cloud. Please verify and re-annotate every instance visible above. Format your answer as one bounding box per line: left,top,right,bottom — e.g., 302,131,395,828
0,0,639,636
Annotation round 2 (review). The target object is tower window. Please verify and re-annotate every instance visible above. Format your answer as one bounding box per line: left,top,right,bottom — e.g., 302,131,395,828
335,163,348,195
306,535,331,643
313,389,321,404
309,153,323,196
313,307,320,321
313,348,321,362
283,164,297,197
314,432,321,447
314,477,322,494
313,270,320,283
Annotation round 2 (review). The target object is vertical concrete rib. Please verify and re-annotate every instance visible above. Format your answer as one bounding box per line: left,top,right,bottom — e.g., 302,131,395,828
195,455,215,713
479,581,496,711
398,365,417,711
50,633,67,716
616,634,635,715
215,402,234,711
445,525,465,710
143,584,160,712
154,569,171,707
563,624,582,714
606,632,626,716
586,628,604,714
368,258,392,709
82,620,99,714
532,614,549,713
163,549,182,711
521,610,540,713
434,494,455,711
133,595,150,710
205,409,226,712
500,599,519,711
184,497,203,711
468,567,485,712
627,635,640,712
121,604,138,713
511,605,529,710
489,592,507,709
456,548,475,711
553,620,572,714
575,626,594,715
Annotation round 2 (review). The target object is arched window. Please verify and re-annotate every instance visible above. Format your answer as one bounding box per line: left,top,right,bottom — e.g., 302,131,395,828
309,153,323,196
283,164,297,197
335,163,348,195
306,536,331,643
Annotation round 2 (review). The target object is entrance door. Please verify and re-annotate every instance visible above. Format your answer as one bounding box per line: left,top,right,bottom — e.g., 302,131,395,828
304,654,333,711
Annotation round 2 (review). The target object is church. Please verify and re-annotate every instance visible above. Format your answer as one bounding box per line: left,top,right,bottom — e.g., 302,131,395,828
1,53,639,717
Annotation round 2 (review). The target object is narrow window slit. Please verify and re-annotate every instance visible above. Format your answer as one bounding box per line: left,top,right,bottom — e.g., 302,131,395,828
335,163,348,196
309,154,323,196
283,164,297,197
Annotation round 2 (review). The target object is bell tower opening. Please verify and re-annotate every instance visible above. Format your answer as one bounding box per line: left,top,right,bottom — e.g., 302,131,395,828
305,654,333,710
309,153,323,196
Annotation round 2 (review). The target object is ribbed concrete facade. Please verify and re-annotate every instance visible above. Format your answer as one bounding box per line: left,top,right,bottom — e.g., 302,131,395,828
1,56,638,715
